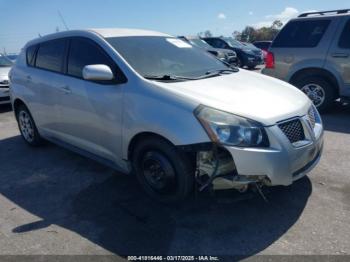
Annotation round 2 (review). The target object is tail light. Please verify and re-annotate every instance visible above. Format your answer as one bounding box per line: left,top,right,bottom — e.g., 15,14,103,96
265,51,275,69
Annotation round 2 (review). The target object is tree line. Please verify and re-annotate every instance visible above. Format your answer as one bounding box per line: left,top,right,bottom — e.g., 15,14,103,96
198,20,283,43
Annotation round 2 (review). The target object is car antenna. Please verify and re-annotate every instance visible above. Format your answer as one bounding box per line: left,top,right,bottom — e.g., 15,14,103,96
58,10,70,31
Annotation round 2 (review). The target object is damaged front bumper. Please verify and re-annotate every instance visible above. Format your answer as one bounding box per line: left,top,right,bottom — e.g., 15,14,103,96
189,116,324,192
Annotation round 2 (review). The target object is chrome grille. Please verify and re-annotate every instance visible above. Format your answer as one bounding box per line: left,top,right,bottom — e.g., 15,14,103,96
279,119,305,143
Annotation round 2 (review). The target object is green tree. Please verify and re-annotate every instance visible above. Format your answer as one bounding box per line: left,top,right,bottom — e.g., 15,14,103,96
234,20,283,42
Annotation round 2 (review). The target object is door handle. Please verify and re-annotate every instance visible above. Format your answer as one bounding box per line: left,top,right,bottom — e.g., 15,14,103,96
60,86,72,94
26,75,32,81
332,53,349,58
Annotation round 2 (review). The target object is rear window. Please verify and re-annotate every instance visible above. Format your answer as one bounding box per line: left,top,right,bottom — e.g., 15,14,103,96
272,20,330,48
26,45,37,67
36,39,66,73
338,20,350,49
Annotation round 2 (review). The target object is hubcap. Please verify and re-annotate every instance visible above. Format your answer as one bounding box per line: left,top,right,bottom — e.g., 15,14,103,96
142,151,177,194
18,111,35,142
301,83,325,107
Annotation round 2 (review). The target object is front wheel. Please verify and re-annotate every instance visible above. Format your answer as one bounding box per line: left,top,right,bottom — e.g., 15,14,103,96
294,76,336,113
236,57,244,68
132,137,194,203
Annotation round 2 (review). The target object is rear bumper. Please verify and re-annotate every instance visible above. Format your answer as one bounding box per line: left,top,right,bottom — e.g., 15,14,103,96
224,121,324,186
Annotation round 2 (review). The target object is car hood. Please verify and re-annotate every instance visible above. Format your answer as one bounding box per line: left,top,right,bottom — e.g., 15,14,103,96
0,67,11,78
154,70,311,126
210,48,235,54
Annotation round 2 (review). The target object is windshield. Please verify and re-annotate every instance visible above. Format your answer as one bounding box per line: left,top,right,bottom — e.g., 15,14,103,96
0,56,13,67
223,38,245,48
106,36,229,79
188,38,211,49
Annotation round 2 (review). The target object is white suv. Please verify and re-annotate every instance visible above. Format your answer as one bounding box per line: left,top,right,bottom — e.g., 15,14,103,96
9,29,324,202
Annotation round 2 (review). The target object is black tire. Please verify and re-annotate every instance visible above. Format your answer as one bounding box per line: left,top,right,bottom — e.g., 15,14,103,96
294,76,336,113
237,57,244,68
16,104,44,146
132,137,194,203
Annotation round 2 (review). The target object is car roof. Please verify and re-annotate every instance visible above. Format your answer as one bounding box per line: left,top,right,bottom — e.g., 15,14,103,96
25,28,171,47
90,28,171,38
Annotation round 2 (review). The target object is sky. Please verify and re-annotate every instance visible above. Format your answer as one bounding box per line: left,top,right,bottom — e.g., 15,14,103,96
1,0,350,53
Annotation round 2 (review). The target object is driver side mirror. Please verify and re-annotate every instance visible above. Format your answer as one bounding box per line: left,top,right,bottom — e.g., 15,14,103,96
82,64,114,81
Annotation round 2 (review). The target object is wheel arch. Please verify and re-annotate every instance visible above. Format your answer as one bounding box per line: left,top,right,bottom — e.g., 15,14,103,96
13,98,27,118
289,67,340,97
127,132,176,161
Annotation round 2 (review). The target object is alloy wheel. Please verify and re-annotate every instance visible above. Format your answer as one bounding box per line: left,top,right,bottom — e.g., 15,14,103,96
18,111,35,143
301,83,326,108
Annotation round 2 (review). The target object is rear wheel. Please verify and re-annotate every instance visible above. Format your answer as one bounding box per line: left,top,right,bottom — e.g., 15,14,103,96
16,105,44,146
294,76,336,113
132,137,194,203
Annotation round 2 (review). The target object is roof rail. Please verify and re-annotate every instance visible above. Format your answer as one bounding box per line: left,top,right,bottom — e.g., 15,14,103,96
299,9,350,18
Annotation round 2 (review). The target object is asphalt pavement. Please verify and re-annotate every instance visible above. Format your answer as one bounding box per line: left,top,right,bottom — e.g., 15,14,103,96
0,100,349,258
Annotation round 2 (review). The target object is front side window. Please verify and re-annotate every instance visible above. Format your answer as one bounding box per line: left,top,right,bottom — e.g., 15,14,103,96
67,38,117,79
273,20,331,48
339,20,350,49
36,39,66,72
106,36,229,78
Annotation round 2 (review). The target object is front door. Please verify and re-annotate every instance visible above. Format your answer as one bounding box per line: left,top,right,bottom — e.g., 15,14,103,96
56,37,127,167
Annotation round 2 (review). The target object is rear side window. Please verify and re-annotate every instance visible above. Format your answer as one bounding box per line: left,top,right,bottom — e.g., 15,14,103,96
67,38,116,79
338,20,350,49
273,20,331,48
26,45,37,66
36,39,66,72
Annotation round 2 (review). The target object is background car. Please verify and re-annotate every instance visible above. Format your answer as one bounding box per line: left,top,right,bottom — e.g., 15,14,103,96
179,36,237,66
6,54,19,62
202,37,263,69
0,55,12,105
242,42,265,63
253,41,272,60
262,9,350,112
253,41,272,52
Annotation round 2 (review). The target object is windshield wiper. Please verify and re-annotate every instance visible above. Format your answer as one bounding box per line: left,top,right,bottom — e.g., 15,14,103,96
195,68,238,80
205,68,238,75
144,74,198,81
144,68,238,81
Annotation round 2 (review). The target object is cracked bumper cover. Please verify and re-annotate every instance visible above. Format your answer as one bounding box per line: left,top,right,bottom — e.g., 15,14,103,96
224,122,324,186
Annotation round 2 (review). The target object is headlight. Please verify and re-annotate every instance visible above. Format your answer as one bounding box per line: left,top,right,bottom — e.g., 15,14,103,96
195,106,269,147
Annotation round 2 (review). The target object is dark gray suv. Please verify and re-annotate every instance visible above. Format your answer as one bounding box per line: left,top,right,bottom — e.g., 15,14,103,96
263,9,350,112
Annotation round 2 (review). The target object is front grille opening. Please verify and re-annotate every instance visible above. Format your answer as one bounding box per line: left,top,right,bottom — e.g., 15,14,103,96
279,119,305,143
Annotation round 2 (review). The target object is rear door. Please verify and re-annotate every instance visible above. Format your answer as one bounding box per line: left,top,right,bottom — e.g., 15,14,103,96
327,17,350,96
270,18,336,81
30,38,68,134
56,37,126,165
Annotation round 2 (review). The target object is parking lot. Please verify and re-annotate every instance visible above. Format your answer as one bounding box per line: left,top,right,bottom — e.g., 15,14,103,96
0,88,349,258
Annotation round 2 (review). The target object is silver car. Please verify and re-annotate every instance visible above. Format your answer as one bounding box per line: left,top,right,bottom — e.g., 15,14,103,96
10,29,324,202
0,55,12,105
